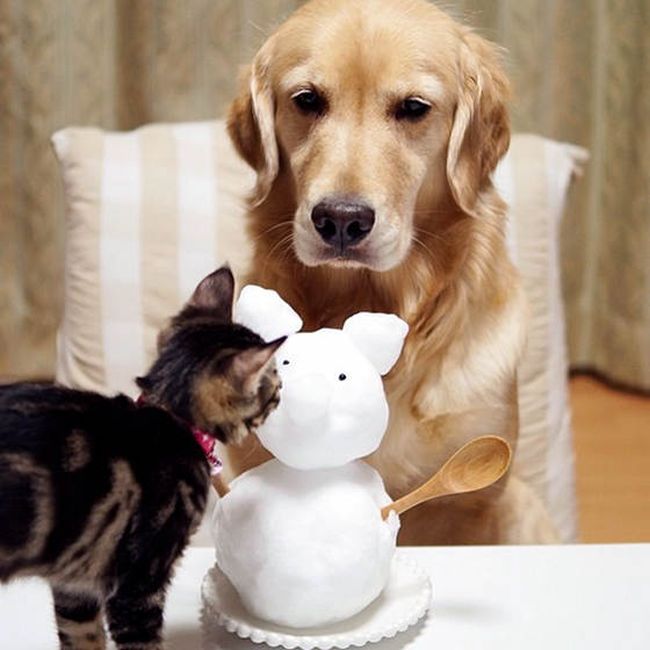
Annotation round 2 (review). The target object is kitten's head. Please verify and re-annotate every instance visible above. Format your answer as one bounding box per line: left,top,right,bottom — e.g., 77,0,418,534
136,266,284,444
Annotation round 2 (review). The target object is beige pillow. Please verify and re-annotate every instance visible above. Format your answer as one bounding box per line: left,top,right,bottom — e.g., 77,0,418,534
52,121,254,396
52,122,585,542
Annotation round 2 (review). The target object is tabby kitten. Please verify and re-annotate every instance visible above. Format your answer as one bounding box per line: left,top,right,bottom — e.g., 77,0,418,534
0,266,283,650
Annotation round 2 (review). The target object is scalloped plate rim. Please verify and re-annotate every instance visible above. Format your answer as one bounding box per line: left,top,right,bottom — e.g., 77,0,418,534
201,554,432,649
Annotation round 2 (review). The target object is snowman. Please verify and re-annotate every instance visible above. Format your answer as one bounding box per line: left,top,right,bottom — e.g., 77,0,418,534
211,285,409,629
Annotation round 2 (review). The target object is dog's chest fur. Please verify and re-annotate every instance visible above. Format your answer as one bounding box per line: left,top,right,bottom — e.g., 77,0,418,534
370,283,525,495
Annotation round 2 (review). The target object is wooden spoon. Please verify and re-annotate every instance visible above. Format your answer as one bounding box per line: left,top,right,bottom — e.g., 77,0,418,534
381,435,512,520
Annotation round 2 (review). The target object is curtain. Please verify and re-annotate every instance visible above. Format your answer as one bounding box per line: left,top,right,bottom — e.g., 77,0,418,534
1,0,648,389
458,0,650,391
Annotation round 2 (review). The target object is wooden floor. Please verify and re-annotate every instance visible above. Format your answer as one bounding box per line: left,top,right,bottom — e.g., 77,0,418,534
571,375,650,543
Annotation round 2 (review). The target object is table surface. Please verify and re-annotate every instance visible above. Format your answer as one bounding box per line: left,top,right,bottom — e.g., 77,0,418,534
1,544,649,649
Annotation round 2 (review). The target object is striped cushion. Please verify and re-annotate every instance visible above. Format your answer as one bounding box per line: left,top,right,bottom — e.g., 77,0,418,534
52,123,586,542
52,121,253,396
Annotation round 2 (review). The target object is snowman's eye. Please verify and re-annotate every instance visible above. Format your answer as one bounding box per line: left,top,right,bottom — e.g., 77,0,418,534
282,360,290,365
338,373,347,381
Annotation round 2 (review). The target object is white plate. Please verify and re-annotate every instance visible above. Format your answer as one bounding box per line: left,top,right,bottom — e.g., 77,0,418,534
200,554,432,649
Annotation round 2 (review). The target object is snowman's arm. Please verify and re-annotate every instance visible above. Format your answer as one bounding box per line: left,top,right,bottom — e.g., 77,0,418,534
211,474,230,497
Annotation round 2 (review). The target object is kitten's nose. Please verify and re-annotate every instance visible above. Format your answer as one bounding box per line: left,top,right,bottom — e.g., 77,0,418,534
311,198,375,251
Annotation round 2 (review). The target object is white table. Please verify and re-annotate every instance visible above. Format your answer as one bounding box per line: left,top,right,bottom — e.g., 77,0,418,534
1,545,649,649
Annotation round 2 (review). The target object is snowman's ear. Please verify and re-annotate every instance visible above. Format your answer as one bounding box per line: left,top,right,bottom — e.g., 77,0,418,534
343,312,409,375
234,285,303,342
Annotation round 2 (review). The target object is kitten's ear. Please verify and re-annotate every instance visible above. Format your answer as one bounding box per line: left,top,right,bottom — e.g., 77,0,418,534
229,336,286,393
188,266,235,320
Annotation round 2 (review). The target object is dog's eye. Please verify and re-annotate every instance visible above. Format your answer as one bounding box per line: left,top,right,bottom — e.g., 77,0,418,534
291,89,325,116
395,97,432,121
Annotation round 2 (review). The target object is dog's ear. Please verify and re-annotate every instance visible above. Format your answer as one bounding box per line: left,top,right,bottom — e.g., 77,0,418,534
446,30,510,216
227,40,279,207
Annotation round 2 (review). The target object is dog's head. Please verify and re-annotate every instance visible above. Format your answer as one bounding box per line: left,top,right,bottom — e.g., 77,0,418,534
228,0,510,272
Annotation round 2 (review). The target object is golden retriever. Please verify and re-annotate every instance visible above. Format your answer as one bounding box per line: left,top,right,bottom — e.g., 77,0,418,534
226,0,558,544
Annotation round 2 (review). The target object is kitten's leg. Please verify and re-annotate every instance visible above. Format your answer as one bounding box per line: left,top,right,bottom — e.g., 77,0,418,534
105,482,204,649
105,583,166,650
105,550,176,650
105,520,195,649
52,587,105,650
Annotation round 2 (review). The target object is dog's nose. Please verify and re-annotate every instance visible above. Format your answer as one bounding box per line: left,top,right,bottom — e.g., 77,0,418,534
311,199,375,250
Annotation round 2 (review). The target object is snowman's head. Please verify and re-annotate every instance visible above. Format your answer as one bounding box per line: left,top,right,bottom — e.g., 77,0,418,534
235,287,408,469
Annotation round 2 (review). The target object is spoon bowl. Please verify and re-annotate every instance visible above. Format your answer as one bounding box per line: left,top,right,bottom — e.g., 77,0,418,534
381,435,512,520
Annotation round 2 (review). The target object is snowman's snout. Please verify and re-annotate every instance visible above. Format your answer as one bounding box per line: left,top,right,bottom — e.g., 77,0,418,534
279,372,332,423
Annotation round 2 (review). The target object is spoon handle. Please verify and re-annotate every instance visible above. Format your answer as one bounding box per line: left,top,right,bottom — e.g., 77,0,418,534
212,474,230,497
381,475,449,520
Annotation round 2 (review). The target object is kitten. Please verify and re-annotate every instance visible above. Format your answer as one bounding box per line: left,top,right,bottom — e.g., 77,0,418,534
0,266,283,650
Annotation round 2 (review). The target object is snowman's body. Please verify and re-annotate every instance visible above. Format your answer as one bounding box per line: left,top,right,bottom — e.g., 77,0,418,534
215,460,398,627
212,287,409,629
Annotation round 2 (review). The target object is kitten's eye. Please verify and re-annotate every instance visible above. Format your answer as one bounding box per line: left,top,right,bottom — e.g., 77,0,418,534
395,97,432,121
292,89,326,116
338,373,347,381
282,360,290,365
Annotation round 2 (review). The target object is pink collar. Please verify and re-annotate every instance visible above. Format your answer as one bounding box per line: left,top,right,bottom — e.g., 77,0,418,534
136,395,223,476
191,428,223,476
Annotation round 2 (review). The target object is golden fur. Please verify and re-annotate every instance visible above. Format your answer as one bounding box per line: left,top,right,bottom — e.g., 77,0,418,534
226,0,558,544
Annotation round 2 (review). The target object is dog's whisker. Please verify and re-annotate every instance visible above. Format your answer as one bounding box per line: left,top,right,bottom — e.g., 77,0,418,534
275,243,296,268
254,206,298,219
253,220,294,241
264,234,292,262
410,208,459,216
261,232,295,275
411,236,438,265
413,226,448,245
246,20,274,38
269,245,296,276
